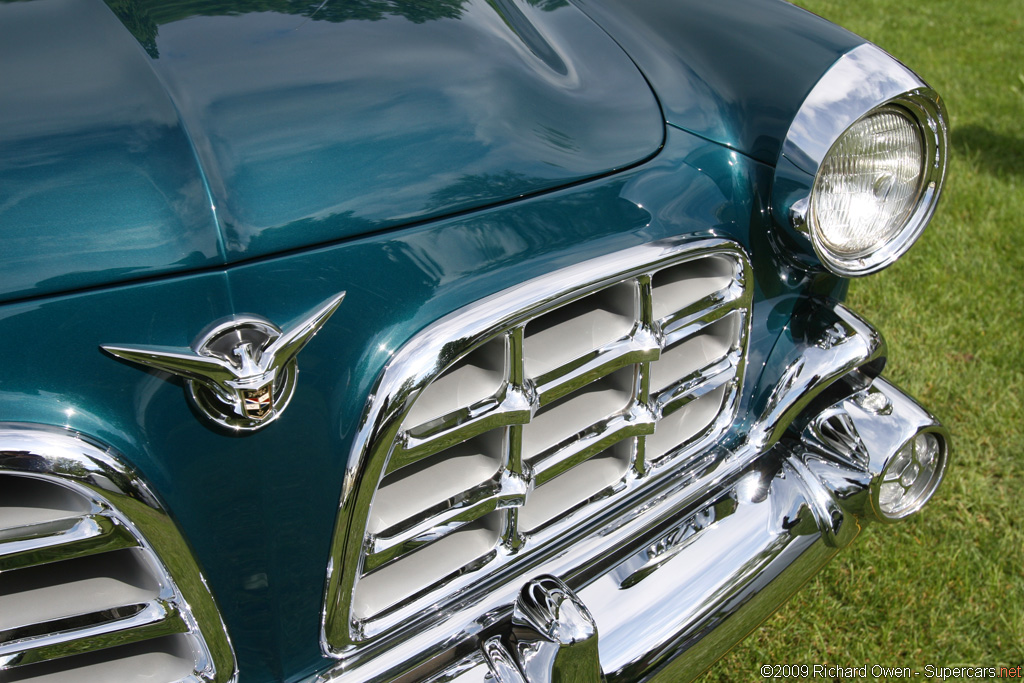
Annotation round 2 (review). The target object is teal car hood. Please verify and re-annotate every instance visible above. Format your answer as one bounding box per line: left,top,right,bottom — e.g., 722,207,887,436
572,0,865,165
0,0,664,303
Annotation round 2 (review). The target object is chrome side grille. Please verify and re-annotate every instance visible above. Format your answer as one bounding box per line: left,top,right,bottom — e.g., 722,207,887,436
324,238,752,649
0,425,235,683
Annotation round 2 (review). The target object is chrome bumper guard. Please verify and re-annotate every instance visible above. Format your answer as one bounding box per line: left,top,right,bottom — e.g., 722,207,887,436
317,304,949,683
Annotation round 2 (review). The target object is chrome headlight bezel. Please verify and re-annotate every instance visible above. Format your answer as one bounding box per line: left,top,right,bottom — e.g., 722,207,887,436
773,44,949,277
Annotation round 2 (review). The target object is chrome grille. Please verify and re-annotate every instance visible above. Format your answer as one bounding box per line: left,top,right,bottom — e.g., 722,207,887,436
0,425,235,683
324,238,751,648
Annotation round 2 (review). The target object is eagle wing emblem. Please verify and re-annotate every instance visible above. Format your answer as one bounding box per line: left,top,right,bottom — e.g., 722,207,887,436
102,292,345,432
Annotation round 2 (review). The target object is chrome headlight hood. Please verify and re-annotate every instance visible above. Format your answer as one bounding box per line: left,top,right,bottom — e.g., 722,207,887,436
771,43,949,276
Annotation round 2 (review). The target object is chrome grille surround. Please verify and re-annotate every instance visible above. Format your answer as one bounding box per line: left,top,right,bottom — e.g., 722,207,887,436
0,423,236,683
323,237,753,653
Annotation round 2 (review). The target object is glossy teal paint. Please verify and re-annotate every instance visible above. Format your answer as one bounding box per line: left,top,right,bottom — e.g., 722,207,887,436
106,0,666,261
572,0,866,164
0,0,225,304
0,127,843,681
1,0,665,303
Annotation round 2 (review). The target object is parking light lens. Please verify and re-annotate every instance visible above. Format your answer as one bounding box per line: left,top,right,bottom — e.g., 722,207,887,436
876,430,946,519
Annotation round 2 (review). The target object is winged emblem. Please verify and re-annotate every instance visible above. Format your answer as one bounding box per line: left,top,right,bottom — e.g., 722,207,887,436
102,292,345,432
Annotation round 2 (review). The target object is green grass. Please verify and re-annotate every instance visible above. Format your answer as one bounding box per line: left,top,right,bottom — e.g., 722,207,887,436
705,1,1024,679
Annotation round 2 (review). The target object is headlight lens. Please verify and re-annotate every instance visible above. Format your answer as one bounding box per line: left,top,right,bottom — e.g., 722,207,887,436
812,108,925,259
802,93,947,277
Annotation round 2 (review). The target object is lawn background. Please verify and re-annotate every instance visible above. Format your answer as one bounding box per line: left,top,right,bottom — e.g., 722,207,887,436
705,0,1024,679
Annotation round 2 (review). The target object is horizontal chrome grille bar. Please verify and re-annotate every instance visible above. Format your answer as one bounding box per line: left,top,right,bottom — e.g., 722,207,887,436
366,480,526,568
654,352,741,416
533,331,661,407
0,599,188,669
528,407,657,486
0,513,139,573
394,388,532,471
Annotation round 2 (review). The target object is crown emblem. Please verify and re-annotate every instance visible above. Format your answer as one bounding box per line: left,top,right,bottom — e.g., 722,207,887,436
102,293,345,433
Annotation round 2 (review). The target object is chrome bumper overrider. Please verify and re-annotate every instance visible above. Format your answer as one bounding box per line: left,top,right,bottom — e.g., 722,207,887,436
315,304,949,683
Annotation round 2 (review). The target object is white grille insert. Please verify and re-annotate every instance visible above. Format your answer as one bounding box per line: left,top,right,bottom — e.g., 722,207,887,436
524,282,636,378
519,444,631,532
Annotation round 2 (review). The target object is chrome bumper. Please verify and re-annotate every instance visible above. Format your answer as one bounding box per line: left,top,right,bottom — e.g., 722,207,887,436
584,375,948,682
315,304,949,683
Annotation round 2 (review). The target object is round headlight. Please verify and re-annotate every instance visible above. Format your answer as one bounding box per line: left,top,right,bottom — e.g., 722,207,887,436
813,108,924,258
805,95,947,276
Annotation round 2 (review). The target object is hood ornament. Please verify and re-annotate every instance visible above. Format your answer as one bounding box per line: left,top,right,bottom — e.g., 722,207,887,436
102,293,345,433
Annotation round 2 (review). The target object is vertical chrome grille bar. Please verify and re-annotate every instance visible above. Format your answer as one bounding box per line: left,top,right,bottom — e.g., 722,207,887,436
504,327,528,553
635,274,656,477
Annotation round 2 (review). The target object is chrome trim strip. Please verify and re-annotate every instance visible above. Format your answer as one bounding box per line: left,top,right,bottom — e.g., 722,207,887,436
0,424,237,681
397,387,532,465
751,304,886,451
534,336,660,407
658,283,745,343
366,483,524,567
781,44,925,173
653,351,739,416
529,410,655,486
